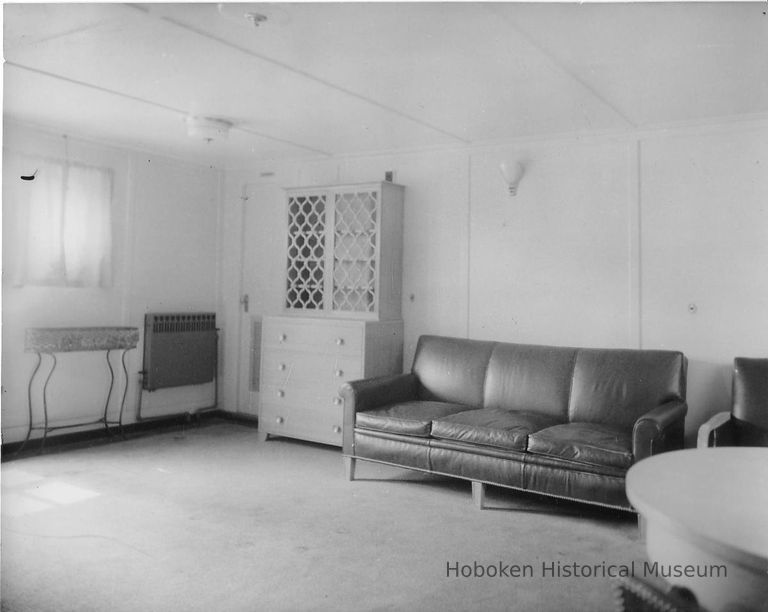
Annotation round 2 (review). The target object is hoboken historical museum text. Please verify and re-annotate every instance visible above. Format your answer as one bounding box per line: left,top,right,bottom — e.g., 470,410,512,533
445,560,727,580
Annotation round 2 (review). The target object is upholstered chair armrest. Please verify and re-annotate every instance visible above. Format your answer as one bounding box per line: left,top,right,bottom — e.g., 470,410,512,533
341,373,419,454
696,412,735,448
632,400,688,462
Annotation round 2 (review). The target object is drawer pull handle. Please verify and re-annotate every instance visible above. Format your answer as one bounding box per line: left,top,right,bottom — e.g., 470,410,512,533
335,369,344,377
333,397,342,405
278,363,287,371
277,390,285,398
276,416,284,424
332,426,342,434
279,333,287,342
335,337,344,346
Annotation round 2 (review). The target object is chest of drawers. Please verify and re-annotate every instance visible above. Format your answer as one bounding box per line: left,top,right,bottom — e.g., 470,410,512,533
258,316,403,446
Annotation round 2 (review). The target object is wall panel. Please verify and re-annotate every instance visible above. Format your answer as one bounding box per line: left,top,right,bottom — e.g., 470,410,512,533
468,142,634,349
640,125,768,434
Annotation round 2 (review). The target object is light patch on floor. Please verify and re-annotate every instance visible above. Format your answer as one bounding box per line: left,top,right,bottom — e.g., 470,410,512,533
25,481,100,505
2,492,54,517
1,468,45,487
2,467,102,516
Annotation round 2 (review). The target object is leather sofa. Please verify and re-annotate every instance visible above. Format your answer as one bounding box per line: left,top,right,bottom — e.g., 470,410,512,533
341,335,687,511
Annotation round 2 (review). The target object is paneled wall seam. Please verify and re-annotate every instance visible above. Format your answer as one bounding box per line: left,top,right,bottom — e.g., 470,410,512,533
466,152,473,338
633,139,644,349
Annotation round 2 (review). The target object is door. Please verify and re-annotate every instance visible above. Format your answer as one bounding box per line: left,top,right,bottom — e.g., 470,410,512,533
236,182,286,416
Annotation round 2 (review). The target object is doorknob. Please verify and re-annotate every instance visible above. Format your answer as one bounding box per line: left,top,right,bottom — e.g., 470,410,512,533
240,294,249,313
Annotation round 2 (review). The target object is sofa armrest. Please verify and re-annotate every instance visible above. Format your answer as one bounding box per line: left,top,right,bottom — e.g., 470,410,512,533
341,373,419,454
696,411,735,448
632,400,688,462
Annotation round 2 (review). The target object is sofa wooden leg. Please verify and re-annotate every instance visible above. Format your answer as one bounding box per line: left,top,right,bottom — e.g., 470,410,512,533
344,456,356,481
471,481,485,509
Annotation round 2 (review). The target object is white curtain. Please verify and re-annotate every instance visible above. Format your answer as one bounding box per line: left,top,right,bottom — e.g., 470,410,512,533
9,157,113,288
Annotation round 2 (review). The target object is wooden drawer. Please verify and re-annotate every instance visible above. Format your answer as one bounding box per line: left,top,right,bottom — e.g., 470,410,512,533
261,383,346,409
262,317,364,353
261,351,362,388
260,401,343,446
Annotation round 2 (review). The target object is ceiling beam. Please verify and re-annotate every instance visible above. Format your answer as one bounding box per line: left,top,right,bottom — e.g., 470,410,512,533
487,5,637,130
126,3,473,146
5,62,333,157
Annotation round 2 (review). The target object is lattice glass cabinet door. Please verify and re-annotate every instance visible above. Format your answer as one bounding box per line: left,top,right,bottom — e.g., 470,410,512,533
285,191,328,311
332,189,378,313
284,182,404,320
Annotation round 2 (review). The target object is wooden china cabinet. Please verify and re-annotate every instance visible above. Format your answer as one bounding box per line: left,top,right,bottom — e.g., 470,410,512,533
258,182,405,446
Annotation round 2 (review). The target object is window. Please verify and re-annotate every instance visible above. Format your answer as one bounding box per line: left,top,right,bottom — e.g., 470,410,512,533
8,157,113,288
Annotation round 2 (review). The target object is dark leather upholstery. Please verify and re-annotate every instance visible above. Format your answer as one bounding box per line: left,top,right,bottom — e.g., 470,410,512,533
732,418,768,446
431,408,562,451
354,431,432,471
356,401,470,437
632,401,687,461
523,462,628,508
527,423,633,470
342,373,419,453
484,343,576,419
698,357,768,447
342,335,688,510
412,335,495,407
430,445,526,488
732,357,768,429
524,449,627,477
568,349,686,428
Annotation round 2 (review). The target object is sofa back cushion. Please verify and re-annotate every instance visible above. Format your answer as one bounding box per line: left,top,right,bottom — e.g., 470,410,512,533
484,343,576,420
412,335,495,407
568,348,686,428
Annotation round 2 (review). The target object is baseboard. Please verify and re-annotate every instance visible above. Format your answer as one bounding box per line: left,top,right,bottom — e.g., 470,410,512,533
1,409,243,461
216,411,259,427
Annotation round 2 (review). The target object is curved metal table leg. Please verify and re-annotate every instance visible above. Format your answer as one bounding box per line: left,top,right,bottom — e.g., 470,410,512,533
21,327,140,453
118,348,130,438
17,352,43,455
103,349,116,435
40,353,57,452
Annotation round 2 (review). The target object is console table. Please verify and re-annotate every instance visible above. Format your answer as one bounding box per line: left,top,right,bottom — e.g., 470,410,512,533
22,326,140,451
626,447,768,612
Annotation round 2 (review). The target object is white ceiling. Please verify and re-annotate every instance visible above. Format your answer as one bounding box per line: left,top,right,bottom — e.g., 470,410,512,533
4,2,768,169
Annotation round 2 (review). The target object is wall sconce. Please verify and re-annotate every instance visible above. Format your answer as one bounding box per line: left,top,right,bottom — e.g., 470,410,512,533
499,161,525,196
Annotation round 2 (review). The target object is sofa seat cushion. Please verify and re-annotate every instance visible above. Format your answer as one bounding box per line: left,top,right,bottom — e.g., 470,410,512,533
527,423,633,470
431,408,563,451
356,401,472,437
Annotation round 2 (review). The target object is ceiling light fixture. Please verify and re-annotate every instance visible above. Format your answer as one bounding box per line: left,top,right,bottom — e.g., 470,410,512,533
185,116,232,143
244,11,267,28
217,3,289,28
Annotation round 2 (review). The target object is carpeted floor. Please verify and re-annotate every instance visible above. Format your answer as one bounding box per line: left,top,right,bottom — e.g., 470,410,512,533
1,419,644,611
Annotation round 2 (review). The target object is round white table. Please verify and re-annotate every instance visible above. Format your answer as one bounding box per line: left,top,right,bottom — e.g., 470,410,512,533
626,447,768,612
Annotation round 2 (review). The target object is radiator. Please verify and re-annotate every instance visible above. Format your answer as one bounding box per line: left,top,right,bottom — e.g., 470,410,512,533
142,312,217,391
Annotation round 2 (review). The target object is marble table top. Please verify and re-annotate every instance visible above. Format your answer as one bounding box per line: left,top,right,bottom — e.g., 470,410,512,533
25,327,140,353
